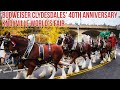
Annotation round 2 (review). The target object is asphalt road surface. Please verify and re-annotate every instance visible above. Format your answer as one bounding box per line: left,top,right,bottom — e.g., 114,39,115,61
0,47,120,79
68,47,120,79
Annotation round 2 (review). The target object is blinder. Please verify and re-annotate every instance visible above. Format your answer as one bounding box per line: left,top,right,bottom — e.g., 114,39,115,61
3,37,11,47
3,37,16,52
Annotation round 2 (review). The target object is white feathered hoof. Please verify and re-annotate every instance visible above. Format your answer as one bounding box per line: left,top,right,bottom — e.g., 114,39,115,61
29,75,37,79
113,51,117,60
13,72,21,79
13,76,19,79
49,68,56,79
49,77,54,79
60,66,67,79
39,70,46,78
60,75,67,79
112,53,116,60
88,60,92,70
21,71,27,78
25,75,31,79
81,60,86,69
78,59,83,66
114,55,117,59
92,56,96,64
31,77,37,79
25,74,37,79
103,58,107,62
67,65,73,75
74,63,80,73
96,56,100,60
100,60,104,64
92,60,96,63
107,56,111,62
48,67,53,74
78,63,82,67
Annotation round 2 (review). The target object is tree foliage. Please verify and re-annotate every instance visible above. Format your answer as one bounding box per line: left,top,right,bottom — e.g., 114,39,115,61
39,26,69,44
0,20,69,44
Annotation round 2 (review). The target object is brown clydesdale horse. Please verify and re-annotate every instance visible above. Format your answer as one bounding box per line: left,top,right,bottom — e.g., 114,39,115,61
98,36,117,63
0,35,8,65
57,34,93,74
56,35,70,58
2,32,68,79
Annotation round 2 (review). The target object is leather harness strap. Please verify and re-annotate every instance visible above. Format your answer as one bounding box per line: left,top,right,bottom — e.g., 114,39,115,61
38,44,51,61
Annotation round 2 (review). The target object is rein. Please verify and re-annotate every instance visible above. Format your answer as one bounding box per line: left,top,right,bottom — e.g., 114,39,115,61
13,43,35,59
3,36,33,59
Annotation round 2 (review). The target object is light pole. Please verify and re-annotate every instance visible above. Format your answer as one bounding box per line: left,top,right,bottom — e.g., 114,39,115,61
75,18,81,42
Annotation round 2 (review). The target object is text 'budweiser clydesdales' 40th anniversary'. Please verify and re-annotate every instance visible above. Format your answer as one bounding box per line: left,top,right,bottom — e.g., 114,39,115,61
1,11,118,27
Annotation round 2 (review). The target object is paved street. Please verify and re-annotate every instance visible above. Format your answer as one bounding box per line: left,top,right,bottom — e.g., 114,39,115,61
68,47,120,79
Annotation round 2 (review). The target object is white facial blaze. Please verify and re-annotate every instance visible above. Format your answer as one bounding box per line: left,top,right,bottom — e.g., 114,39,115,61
28,34,35,43
1,41,4,49
71,39,77,50
62,37,65,46
0,41,6,58
98,37,101,46
87,35,90,44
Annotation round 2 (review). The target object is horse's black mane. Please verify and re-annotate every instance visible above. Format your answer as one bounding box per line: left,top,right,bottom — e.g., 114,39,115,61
12,35,28,41
10,35,28,46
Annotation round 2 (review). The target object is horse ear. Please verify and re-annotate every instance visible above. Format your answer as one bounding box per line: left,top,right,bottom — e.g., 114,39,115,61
8,32,10,36
4,31,11,38
6,32,10,37
3,31,10,36
3,32,7,36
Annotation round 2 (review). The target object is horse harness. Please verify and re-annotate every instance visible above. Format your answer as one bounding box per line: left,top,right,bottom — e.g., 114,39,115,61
21,42,52,63
11,42,52,65
78,42,86,53
38,43,52,63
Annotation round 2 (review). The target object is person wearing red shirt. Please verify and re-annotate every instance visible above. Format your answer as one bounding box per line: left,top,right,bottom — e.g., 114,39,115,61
108,32,117,50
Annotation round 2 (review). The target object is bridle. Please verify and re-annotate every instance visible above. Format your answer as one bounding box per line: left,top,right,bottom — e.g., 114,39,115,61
2,36,29,57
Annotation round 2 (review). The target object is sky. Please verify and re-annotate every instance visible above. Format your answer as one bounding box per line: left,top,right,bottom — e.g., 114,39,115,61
64,11,120,26
1,11,120,26
65,17,120,26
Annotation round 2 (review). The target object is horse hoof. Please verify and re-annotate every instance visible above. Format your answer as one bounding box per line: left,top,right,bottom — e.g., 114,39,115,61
13,77,17,79
59,76,66,79
25,75,31,79
74,68,80,73
88,67,92,70
92,61,96,63
31,77,37,79
100,61,104,64
39,74,45,78
49,77,54,79
74,70,79,73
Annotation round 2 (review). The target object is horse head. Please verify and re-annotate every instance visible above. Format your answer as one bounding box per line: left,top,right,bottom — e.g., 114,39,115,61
63,35,74,50
0,35,8,62
97,36,104,49
2,32,28,55
0,36,4,46
1,32,30,66
56,36,64,45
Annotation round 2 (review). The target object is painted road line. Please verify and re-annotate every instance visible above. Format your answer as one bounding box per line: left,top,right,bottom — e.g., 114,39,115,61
54,59,112,79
